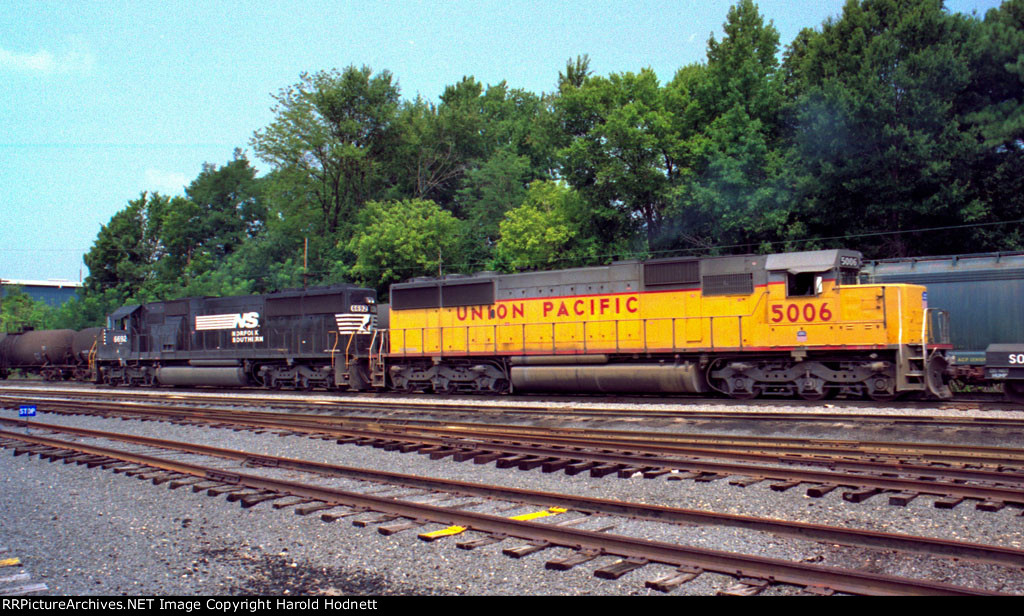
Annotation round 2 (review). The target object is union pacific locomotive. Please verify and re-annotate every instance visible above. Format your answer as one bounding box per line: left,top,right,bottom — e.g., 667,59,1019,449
0,248,967,400
385,249,952,400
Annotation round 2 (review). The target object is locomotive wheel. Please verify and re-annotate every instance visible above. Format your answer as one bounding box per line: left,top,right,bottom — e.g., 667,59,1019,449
730,386,761,400
1005,381,1024,405
865,375,896,402
798,389,827,401
867,389,897,402
796,377,827,401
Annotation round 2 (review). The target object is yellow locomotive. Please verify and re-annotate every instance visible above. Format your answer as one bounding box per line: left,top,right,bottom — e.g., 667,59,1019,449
376,249,953,400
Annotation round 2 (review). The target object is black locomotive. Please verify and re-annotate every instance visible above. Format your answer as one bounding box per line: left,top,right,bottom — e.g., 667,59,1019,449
95,284,378,390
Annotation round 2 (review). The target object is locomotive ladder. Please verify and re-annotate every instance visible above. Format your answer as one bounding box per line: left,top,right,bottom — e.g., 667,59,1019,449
897,344,926,391
369,330,387,388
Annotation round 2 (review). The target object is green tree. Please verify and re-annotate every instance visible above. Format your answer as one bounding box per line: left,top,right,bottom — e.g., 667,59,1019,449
783,0,977,256
957,0,1024,250
82,193,165,298
456,148,531,246
346,199,466,293
665,0,788,252
557,67,679,250
0,287,54,332
494,180,606,271
251,66,400,238
184,151,266,257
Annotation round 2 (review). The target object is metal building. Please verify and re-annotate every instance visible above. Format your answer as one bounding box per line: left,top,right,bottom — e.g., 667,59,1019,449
0,278,82,307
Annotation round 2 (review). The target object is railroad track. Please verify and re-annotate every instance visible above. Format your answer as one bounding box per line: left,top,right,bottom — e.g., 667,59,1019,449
5,394,1024,514
0,422,1017,596
3,387,1024,431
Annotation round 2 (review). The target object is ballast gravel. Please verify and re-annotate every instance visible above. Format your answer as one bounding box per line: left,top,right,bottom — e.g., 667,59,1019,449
0,398,1022,596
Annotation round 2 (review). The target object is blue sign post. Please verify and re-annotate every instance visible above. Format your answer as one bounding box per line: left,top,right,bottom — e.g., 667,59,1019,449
19,405,36,433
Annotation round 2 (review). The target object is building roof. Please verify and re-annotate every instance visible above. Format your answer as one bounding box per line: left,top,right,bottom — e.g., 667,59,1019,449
0,278,82,289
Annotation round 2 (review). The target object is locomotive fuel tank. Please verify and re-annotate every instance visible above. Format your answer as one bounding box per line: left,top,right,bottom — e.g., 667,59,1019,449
510,362,707,393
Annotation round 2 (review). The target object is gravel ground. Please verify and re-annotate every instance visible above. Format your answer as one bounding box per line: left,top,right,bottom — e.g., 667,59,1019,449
1,398,1023,596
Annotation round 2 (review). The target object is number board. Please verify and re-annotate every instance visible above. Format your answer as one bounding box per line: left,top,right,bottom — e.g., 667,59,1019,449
770,302,833,324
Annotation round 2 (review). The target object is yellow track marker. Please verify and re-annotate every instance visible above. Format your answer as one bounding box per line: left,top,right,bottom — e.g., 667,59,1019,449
0,557,21,567
418,506,568,541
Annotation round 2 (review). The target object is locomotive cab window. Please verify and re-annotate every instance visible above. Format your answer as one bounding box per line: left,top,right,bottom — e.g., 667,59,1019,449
839,268,859,286
787,272,823,297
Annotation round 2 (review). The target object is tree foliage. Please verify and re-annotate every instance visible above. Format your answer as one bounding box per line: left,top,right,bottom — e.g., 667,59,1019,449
251,66,400,237
346,199,466,294
494,181,606,271
67,0,1024,320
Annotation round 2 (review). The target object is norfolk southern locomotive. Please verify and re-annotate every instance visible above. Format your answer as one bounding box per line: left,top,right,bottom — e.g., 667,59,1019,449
95,284,377,390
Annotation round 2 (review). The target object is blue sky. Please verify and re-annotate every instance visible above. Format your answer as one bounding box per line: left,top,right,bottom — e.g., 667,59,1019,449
0,0,1006,282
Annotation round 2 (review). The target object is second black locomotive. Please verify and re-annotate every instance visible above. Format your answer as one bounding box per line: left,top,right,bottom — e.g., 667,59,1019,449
95,284,378,390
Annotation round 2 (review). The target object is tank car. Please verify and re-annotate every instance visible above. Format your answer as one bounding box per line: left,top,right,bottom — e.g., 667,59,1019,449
95,284,377,390
862,252,1024,402
382,249,952,400
0,329,76,380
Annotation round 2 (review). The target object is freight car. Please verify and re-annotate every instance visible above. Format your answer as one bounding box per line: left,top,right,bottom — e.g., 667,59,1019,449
94,284,377,390
862,252,1024,402
0,327,101,381
382,249,953,400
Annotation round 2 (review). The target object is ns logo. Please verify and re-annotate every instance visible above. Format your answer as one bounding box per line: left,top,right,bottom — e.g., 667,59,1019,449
195,311,261,331
234,312,260,329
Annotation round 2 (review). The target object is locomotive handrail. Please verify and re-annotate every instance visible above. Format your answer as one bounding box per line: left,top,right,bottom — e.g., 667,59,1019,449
327,331,339,370
387,305,904,358
387,281,930,358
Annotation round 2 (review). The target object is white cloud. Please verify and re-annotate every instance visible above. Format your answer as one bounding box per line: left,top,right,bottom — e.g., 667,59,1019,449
144,169,188,195
0,45,95,74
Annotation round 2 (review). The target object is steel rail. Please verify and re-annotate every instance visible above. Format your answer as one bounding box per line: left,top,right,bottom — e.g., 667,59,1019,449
3,388,1023,428
0,427,1009,596
7,396,1023,470
5,402,1024,496
2,421,1024,571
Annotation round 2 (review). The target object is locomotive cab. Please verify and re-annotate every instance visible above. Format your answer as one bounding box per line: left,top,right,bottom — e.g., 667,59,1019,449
100,304,141,358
